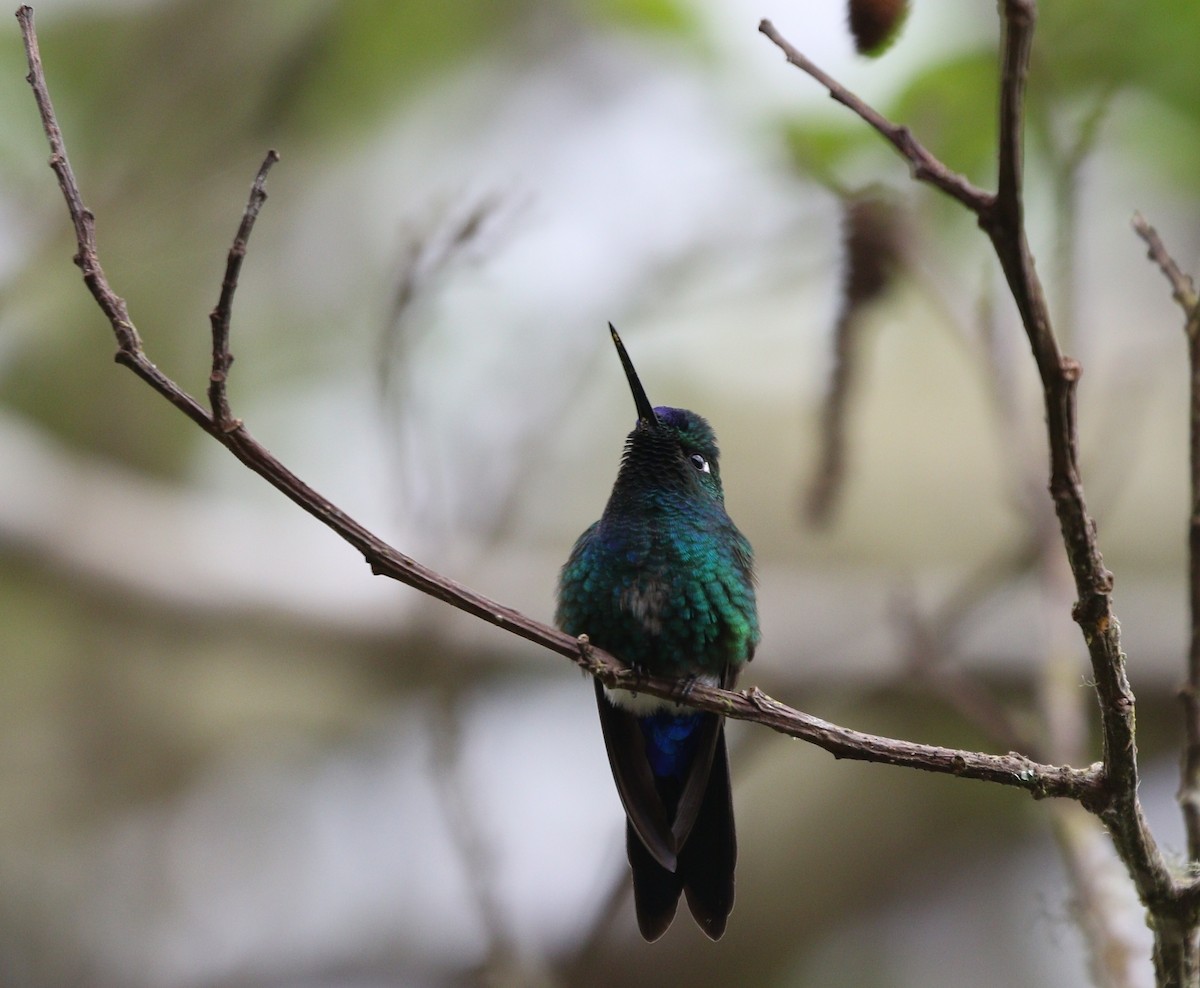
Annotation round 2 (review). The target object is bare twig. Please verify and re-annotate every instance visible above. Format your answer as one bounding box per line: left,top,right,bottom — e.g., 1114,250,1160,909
734,683,1100,800
209,149,279,430
1044,88,1114,349
378,194,503,397
1050,802,1143,988
1134,213,1200,868
757,18,991,214
1133,214,1200,331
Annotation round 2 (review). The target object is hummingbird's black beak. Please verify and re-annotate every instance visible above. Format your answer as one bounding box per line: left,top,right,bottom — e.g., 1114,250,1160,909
609,323,659,427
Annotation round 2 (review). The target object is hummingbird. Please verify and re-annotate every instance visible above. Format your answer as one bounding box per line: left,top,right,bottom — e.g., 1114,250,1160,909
556,324,760,941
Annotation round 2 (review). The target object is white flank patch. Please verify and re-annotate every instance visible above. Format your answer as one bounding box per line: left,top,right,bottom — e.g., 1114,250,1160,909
603,674,720,715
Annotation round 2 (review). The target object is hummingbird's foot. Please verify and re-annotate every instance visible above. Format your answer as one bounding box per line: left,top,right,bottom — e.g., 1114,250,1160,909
575,633,599,675
673,675,699,701
627,661,649,698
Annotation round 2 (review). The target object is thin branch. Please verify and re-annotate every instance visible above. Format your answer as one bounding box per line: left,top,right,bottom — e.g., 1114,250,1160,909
993,0,1032,222
1134,213,1200,867
428,690,541,983
1044,87,1115,350
13,3,1105,817
758,18,992,214
714,682,1100,801
1133,213,1200,330
208,149,279,430
18,5,207,433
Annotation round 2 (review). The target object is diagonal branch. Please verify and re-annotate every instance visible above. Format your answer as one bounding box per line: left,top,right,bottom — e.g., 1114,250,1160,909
1133,214,1200,329
12,3,1108,816
757,18,992,214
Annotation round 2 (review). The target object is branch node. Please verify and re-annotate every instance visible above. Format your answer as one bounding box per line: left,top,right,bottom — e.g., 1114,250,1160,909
1060,356,1082,382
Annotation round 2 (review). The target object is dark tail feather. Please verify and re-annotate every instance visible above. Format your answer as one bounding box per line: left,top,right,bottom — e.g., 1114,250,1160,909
627,726,737,942
678,727,736,940
627,819,683,941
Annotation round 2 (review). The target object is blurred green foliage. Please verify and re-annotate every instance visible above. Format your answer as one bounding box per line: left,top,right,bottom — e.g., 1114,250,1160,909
589,0,699,35
780,0,1200,205
891,50,999,183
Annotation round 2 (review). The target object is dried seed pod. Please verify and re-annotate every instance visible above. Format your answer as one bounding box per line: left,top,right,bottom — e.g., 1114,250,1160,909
848,0,910,56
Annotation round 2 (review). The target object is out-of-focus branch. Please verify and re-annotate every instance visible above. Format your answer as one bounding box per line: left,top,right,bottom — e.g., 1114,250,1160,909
1133,213,1200,868
805,190,901,526
1050,802,1144,988
208,149,279,429
378,194,503,398
1133,214,1200,332
428,690,552,986
894,542,1042,759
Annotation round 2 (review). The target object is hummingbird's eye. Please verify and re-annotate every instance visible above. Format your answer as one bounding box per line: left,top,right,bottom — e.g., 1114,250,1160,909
689,453,711,474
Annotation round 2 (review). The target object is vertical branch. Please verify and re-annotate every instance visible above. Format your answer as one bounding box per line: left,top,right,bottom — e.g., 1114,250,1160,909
1044,90,1114,350
17,4,215,432
208,149,280,430
974,1,1159,905
805,190,900,525
427,691,541,983
980,17,1133,798
993,0,1032,224
1132,214,1200,864
1188,321,1200,857
1050,802,1144,988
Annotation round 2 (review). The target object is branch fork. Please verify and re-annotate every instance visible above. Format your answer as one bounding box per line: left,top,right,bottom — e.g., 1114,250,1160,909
759,2,1192,981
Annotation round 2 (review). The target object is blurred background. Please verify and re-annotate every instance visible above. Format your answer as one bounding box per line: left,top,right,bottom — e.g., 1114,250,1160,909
2,0,1199,985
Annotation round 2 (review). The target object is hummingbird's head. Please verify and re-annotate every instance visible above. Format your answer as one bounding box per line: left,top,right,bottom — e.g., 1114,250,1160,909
607,324,725,504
